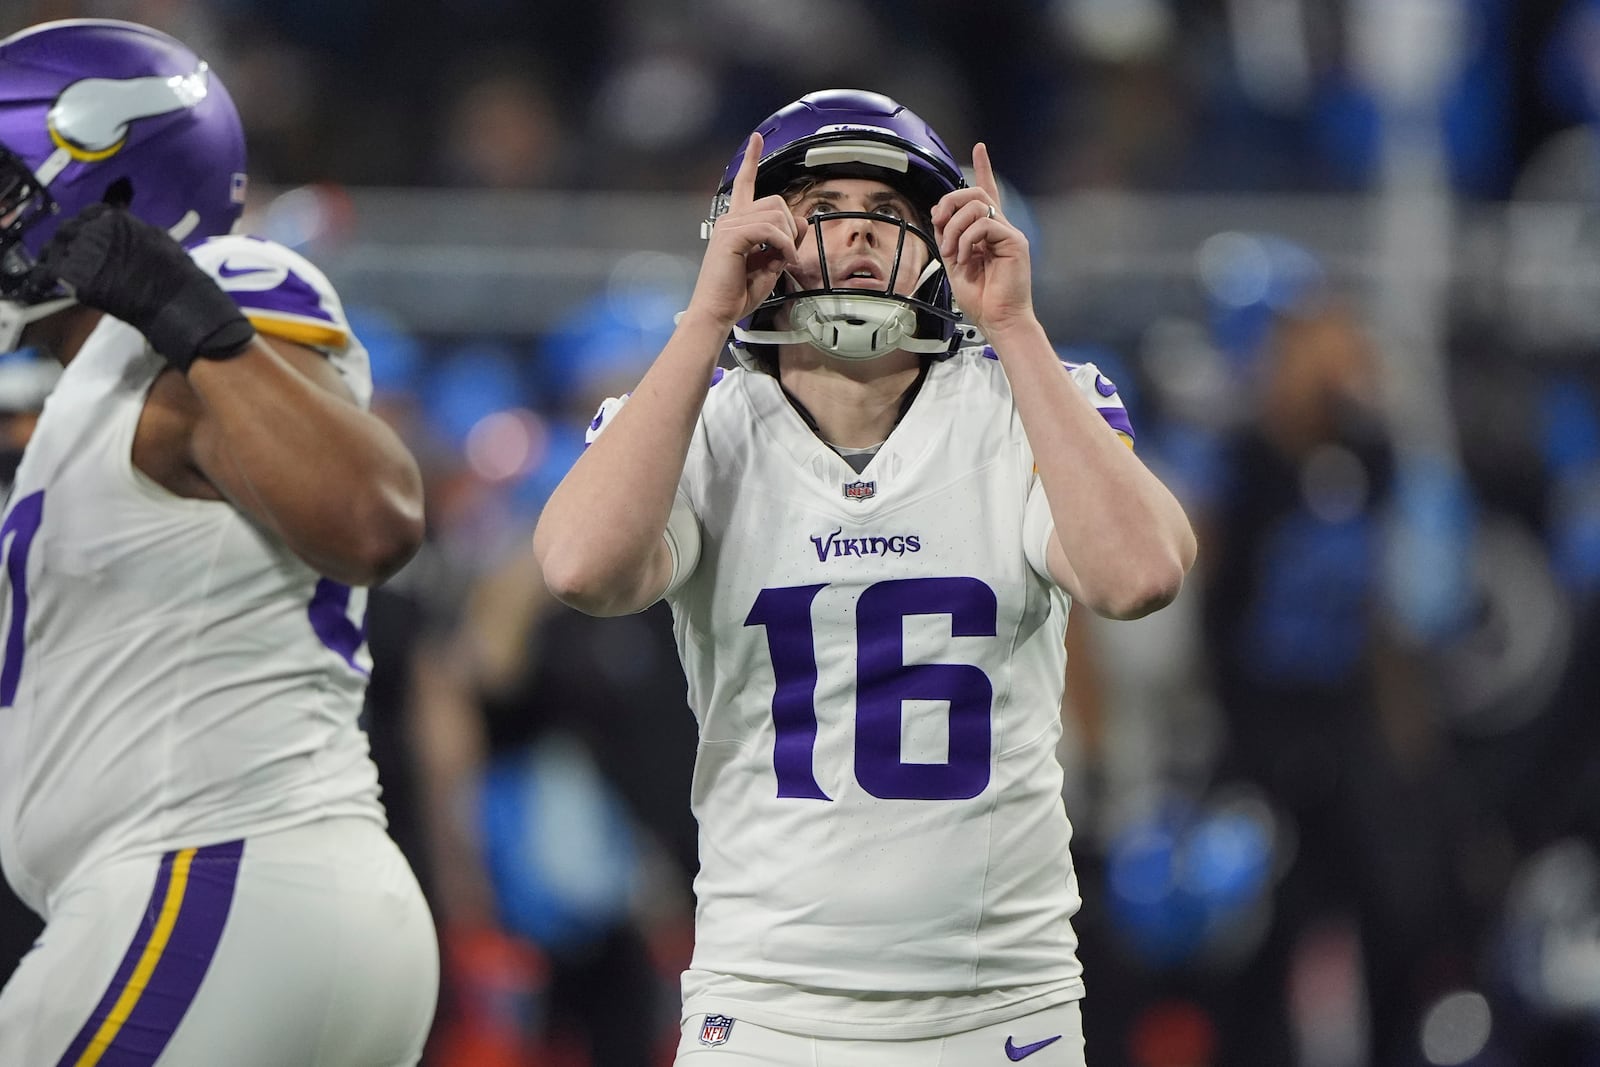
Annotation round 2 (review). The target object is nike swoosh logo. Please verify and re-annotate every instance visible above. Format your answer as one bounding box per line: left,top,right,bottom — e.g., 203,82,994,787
1006,1034,1063,1061
217,261,272,279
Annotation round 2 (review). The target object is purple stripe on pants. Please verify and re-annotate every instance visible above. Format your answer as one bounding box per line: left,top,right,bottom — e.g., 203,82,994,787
55,840,245,1067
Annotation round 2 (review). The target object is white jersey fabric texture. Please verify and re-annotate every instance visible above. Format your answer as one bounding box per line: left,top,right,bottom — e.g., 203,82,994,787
592,350,1133,1040
0,234,438,1065
0,234,384,918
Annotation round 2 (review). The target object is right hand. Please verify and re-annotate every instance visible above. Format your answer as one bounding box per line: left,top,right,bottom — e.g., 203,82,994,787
685,131,800,327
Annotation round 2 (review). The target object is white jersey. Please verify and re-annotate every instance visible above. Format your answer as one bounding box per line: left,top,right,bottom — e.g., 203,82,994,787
0,235,384,917
598,350,1133,1040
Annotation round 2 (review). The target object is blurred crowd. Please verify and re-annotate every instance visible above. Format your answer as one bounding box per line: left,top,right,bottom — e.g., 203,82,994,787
2,0,1590,198
7,1,1600,1065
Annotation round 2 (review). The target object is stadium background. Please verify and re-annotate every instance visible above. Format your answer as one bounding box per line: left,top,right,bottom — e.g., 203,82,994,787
4,1,1600,1065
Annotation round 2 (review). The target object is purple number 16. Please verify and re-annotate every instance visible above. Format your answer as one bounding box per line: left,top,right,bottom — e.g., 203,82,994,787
744,576,997,802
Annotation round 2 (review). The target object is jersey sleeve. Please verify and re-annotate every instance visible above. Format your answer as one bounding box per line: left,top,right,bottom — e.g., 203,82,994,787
662,490,702,597
1022,476,1055,582
584,393,629,445
188,235,373,409
1063,359,1134,446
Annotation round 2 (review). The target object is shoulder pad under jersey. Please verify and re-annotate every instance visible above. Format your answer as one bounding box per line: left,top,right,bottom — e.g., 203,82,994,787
189,235,351,353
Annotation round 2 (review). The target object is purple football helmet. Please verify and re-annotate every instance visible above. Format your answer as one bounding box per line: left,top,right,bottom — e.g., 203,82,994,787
0,19,247,344
705,89,967,367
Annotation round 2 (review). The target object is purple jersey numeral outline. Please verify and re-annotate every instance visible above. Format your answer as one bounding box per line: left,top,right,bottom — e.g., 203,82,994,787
0,500,372,706
0,491,44,707
308,577,369,675
744,576,998,801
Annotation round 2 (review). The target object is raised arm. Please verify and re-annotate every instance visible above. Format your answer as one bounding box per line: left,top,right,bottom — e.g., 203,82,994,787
182,338,424,586
35,204,424,587
932,145,1197,619
533,131,799,616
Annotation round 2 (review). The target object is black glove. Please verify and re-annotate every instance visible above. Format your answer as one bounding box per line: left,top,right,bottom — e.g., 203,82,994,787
33,204,255,372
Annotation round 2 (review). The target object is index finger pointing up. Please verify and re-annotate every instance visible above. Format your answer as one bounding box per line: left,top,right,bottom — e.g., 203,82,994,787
730,131,765,209
971,142,1001,205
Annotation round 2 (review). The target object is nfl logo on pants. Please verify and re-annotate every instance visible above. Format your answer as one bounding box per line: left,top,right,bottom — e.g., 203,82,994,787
699,1014,735,1046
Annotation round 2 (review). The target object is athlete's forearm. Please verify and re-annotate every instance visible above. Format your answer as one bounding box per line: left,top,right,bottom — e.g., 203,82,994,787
988,317,1196,619
534,309,727,615
187,337,424,586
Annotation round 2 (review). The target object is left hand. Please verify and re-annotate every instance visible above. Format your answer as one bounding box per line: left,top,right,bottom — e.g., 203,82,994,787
931,143,1034,337
33,204,254,372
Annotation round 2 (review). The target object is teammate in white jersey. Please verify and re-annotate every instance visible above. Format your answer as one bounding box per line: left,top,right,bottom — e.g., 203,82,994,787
533,90,1197,1065
0,20,438,1066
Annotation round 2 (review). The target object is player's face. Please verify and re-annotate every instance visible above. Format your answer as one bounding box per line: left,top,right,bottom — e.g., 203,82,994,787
0,144,50,306
785,178,931,298
0,146,27,229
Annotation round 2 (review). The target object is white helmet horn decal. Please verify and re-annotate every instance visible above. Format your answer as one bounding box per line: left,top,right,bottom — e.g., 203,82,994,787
47,64,210,161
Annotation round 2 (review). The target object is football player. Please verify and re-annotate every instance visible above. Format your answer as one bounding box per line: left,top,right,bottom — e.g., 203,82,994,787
533,89,1197,1065
0,20,438,1065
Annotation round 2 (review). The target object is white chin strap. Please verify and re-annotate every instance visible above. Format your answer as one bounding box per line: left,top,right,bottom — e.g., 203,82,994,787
733,261,950,361
0,296,75,353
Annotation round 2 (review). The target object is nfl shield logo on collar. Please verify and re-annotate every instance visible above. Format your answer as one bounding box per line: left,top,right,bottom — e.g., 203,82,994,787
699,1014,735,1046
843,480,876,501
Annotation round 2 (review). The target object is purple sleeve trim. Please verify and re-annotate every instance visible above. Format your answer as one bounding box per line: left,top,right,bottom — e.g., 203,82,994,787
226,271,336,325
1100,405,1135,440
